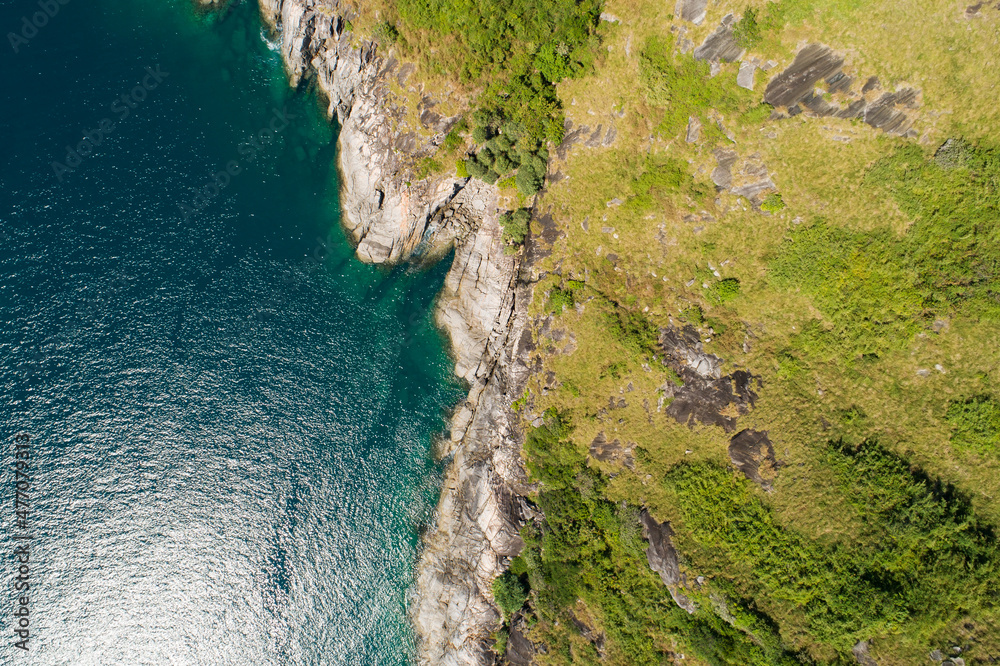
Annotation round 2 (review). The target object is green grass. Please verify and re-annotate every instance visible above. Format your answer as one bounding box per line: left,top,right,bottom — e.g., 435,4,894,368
639,34,756,138
769,140,1000,362
946,395,1000,455
665,442,1000,658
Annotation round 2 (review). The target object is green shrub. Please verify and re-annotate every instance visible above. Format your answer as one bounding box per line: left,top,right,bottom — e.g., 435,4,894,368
733,3,788,50
707,278,741,304
493,627,509,656
442,126,465,152
414,157,442,179
627,155,700,210
605,303,659,354
682,305,704,325
456,159,470,178
478,146,495,166
466,157,488,179
732,8,762,49
494,153,514,174
739,103,774,126
516,162,544,196
500,208,531,245
373,20,400,44
548,286,575,313
946,396,1000,454
493,571,529,621
482,169,500,184
639,34,754,137
472,125,490,144
490,134,513,152
760,192,785,213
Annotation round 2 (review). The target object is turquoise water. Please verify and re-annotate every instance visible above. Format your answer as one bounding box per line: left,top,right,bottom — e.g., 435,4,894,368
0,1,461,663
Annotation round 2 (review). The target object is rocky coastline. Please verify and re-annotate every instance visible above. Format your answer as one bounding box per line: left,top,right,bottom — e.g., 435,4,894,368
250,1,533,662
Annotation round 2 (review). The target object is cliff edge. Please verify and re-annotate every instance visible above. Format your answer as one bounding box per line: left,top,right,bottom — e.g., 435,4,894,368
253,1,530,662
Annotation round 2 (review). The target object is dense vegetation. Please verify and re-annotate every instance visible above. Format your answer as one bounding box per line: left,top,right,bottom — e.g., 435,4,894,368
395,0,604,194
510,416,1000,662
513,412,804,665
668,442,999,656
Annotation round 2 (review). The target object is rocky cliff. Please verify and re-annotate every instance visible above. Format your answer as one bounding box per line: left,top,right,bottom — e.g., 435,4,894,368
250,1,531,663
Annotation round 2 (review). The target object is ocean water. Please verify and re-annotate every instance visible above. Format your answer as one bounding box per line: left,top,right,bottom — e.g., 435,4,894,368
0,1,462,663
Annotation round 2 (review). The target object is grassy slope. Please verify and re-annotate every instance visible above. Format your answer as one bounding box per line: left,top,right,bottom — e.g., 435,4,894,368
350,0,1000,662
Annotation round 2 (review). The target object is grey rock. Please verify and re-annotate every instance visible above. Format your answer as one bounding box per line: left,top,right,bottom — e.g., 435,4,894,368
675,0,708,24
852,640,878,666
764,44,845,107
729,429,778,491
585,124,605,148
731,178,776,200
764,45,918,136
640,510,697,613
589,432,635,469
693,14,744,63
660,326,760,432
711,148,738,189
686,115,702,143
506,618,536,665
862,75,881,93
737,61,756,89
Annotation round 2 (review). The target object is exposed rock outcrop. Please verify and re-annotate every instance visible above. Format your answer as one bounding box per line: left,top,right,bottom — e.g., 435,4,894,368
640,510,697,613
728,429,778,491
413,199,536,666
659,326,760,431
693,14,744,63
253,2,535,664
675,0,708,25
764,44,920,136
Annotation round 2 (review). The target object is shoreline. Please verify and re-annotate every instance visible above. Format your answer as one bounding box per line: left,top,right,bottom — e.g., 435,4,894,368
249,1,531,662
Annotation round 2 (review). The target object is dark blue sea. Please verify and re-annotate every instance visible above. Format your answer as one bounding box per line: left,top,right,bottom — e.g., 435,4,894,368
0,1,462,663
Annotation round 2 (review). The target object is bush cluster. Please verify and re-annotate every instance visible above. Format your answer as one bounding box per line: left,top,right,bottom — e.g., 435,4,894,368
667,441,1000,655
760,192,785,213
466,118,549,195
492,571,529,622
547,280,585,313
396,0,603,190
707,278,741,305
518,412,803,664
498,208,531,246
